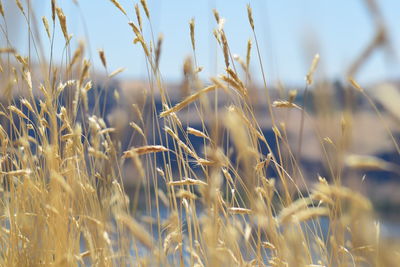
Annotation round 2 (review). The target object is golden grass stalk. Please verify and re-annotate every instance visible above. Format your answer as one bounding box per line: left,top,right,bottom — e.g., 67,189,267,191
348,77,363,92
135,4,143,31
246,4,254,30
51,0,56,21
129,21,141,37
289,207,329,224
212,9,220,23
221,31,230,68
168,178,207,187
140,0,150,19
176,189,198,200
228,207,252,215
15,0,25,16
313,183,372,211
196,158,215,166
160,85,217,117
56,7,69,41
122,145,168,157
42,16,51,40
109,0,127,16
109,67,126,78
187,127,209,140
220,74,247,97
306,53,320,85
68,41,85,72
278,197,313,224
78,59,90,88
98,49,107,69
20,99,34,114
116,213,154,249
0,1,4,17
246,39,252,71
129,122,145,138
272,100,301,109
164,126,198,159
88,147,109,160
15,54,28,68
0,47,15,53
22,70,32,91
8,105,28,120
345,154,392,171
155,34,163,69
189,18,195,51
0,169,31,176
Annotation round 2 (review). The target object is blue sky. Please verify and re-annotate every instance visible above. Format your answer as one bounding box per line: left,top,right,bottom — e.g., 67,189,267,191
5,0,400,85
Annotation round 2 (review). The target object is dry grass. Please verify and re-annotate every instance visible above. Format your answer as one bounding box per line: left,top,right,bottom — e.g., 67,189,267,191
0,0,398,266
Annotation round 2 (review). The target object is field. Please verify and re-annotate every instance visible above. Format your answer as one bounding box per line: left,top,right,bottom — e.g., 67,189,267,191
0,0,399,266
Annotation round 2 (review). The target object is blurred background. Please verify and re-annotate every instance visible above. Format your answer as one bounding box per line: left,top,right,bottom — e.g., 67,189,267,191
4,0,400,84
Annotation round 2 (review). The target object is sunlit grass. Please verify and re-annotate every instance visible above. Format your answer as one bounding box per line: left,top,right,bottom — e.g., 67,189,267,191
0,0,399,266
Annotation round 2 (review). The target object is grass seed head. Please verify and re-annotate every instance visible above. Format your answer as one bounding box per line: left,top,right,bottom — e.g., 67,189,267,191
109,0,127,16
212,9,220,23
98,49,107,69
246,4,254,30
140,0,150,19
56,7,69,41
189,18,195,51
306,53,320,85
42,16,51,39
0,1,4,17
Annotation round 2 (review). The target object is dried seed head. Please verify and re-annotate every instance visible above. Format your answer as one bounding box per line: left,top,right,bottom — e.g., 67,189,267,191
78,59,90,88
168,178,207,187
23,70,32,91
0,1,4,17
98,49,107,69
116,213,154,249
129,122,145,138
187,127,209,140
221,32,230,68
176,189,197,200
56,7,69,41
247,4,254,30
1,169,31,177
135,4,143,31
345,154,391,171
15,54,28,68
220,74,247,97
348,77,363,92
306,53,320,85
69,41,85,72
20,99,34,114
228,207,252,215
160,85,217,117
155,34,163,69
15,0,25,15
42,16,51,39
51,0,56,21
272,100,300,109
122,145,168,157
109,67,126,78
8,105,28,120
212,9,220,23
288,90,297,103
189,18,195,51
213,29,221,44
140,0,150,19
109,0,127,16
0,47,16,53
246,39,252,69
